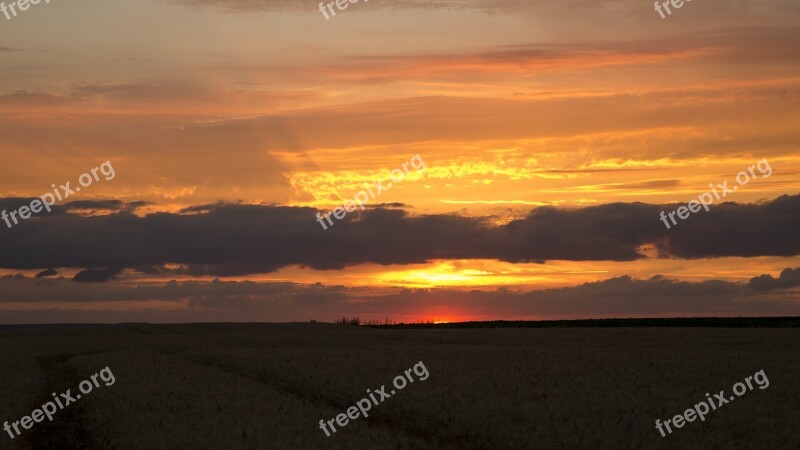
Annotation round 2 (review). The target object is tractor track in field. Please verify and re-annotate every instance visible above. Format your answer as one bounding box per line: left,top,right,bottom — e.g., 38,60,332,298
163,351,459,449
26,355,93,450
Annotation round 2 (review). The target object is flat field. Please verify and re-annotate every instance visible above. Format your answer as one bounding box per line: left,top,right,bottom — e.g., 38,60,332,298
0,323,798,449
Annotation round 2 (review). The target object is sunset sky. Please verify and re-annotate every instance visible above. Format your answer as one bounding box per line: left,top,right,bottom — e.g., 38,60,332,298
1,0,799,323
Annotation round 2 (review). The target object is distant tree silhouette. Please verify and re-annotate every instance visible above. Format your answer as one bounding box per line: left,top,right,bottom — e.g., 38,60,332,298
333,316,361,326
362,317,396,326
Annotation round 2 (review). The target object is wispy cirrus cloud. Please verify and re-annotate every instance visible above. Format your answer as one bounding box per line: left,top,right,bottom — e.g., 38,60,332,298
167,0,800,16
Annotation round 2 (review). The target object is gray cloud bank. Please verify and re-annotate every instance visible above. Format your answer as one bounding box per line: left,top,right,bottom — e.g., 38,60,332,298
0,195,799,277
1,268,799,323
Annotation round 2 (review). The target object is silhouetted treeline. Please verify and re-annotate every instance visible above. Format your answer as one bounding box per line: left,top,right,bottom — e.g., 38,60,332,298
367,317,800,329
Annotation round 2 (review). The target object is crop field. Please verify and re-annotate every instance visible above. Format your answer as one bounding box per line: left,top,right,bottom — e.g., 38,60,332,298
0,323,798,449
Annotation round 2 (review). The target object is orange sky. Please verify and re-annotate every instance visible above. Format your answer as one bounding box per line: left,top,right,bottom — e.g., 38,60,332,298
1,0,799,323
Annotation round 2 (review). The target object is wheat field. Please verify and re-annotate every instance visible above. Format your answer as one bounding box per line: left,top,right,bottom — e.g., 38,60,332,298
0,323,797,449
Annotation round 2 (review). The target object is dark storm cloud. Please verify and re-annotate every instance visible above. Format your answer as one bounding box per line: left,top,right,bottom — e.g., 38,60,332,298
368,203,407,209
73,267,124,283
0,195,798,276
66,200,150,213
0,198,66,215
0,275,346,304
133,265,163,275
0,198,147,216
493,194,800,262
748,267,800,292
655,194,800,259
35,268,58,278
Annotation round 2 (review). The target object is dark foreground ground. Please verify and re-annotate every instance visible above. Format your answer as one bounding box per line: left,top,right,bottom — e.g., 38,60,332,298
1,322,798,449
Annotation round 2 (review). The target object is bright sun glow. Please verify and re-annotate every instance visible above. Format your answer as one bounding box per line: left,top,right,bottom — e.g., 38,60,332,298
372,261,552,288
